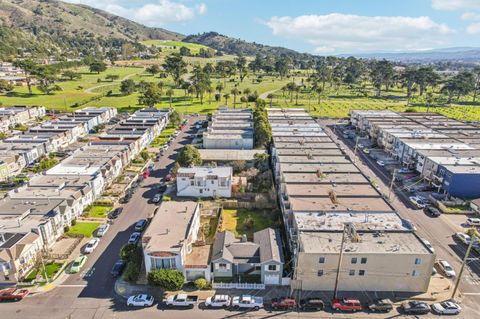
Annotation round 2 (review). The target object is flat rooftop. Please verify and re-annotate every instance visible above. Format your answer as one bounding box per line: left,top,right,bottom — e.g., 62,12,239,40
294,211,406,232
199,149,266,161
279,163,360,174
177,166,232,178
299,231,430,255
282,172,370,184
288,196,394,212
278,155,350,164
276,148,343,156
285,183,380,197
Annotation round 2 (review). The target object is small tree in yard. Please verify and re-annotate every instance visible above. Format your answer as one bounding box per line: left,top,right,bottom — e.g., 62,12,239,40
194,278,208,290
120,244,140,262
148,269,184,291
169,109,182,127
177,145,202,167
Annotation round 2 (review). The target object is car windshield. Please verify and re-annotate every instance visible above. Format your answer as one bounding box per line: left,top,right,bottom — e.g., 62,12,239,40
73,262,79,267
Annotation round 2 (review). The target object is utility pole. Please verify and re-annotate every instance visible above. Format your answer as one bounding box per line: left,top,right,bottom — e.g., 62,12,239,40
353,136,360,163
452,234,475,300
388,169,397,201
333,225,347,299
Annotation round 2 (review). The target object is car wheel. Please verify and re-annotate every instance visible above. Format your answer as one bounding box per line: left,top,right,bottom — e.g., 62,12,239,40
253,306,259,311
128,303,132,307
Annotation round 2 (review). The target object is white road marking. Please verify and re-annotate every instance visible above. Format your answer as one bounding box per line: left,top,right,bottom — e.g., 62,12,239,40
57,284,87,288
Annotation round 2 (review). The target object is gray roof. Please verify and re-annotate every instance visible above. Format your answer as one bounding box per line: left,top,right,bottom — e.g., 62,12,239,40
212,228,284,264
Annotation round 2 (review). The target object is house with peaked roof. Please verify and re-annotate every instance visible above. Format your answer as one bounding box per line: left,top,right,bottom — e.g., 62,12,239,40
211,228,284,285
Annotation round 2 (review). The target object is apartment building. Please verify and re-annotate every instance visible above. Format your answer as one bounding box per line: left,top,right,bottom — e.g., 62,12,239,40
203,107,254,149
142,201,210,282
176,166,232,198
350,110,480,198
267,108,434,294
0,106,46,133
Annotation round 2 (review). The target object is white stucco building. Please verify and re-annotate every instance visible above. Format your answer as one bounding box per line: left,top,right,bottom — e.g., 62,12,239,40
176,166,232,198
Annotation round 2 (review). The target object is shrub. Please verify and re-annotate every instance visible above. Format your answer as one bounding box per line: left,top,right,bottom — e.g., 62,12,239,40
147,269,184,291
162,195,171,201
122,261,141,282
63,226,70,233
120,244,142,263
93,199,114,207
71,219,77,226
194,277,208,290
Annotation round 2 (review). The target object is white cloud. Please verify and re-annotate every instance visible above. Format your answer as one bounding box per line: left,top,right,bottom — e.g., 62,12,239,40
263,14,453,54
467,22,480,33
63,0,207,26
432,0,480,11
461,12,480,20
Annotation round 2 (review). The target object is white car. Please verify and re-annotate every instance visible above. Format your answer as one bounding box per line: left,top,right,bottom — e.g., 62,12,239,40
431,301,461,315
205,295,231,308
467,218,480,226
84,238,99,254
231,295,263,310
128,232,141,245
455,232,471,245
420,238,435,253
127,294,154,307
376,160,385,166
358,143,365,149
96,223,109,237
409,196,427,209
437,260,456,278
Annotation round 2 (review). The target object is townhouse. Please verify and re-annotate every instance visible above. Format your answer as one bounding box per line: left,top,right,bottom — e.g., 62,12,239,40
350,110,480,198
267,108,434,293
176,166,232,198
203,107,254,149
0,106,46,133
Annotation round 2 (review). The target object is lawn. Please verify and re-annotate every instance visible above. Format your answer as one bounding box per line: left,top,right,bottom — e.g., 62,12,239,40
219,209,278,239
141,40,211,54
83,205,111,218
24,262,64,282
150,128,176,147
67,222,100,238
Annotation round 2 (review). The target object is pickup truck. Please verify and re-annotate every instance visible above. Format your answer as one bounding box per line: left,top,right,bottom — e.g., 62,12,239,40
0,288,29,301
368,299,393,312
165,294,198,308
231,295,263,310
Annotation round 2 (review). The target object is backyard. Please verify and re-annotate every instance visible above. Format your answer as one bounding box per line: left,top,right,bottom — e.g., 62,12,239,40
83,205,111,218
219,208,279,239
67,222,100,238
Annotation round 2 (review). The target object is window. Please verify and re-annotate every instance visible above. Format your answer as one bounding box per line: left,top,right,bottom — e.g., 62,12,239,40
351,257,357,264
359,270,365,276
211,180,214,184
319,257,325,264
361,257,367,264
412,270,419,277
199,189,203,194
190,181,194,186
152,257,176,269
317,270,324,276
268,264,277,271
415,258,422,265
349,270,355,276
219,263,228,270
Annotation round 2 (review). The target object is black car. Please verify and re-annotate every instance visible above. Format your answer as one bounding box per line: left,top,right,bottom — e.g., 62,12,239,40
108,207,123,219
299,299,324,312
158,184,167,194
134,219,148,232
119,195,131,204
111,260,126,277
401,301,430,315
368,299,393,312
424,206,441,217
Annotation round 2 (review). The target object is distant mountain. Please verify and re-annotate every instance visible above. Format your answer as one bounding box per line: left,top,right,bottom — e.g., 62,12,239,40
0,0,182,58
184,32,311,59
338,47,480,63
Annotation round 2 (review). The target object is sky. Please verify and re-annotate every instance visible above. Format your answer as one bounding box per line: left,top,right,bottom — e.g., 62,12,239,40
63,0,480,55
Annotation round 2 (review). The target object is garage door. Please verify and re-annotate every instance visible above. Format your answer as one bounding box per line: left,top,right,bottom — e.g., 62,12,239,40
186,270,205,282
264,274,280,285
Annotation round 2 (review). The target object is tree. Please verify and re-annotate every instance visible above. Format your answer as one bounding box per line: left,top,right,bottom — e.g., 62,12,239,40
236,55,248,82
62,70,81,81
163,54,187,86
414,67,439,96
267,93,274,106
37,83,61,95
401,68,417,105
146,64,161,77
147,269,184,291
89,60,107,74
0,80,14,93
274,55,291,79
179,46,191,56
223,93,230,106
473,66,480,103
191,65,211,104
441,72,475,104
169,109,182,127
166,89,174,107
253,101,272,148
194,278,208,290
138,83,162,107
369,60,394,96
105,74,119,82
13,59,37,94
120,79,136,96
177,145,202,167
231,88,240,108
120,244,140,262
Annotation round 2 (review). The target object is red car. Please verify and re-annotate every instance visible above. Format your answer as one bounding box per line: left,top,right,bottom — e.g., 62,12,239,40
165,174,173,182
0,288,29,302
142,170,150,179
331,298,362,312
271,297,296,310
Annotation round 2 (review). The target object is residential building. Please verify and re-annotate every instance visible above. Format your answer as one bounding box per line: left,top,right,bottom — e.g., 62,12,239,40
211,228,284,285
203,108,254,149
176,166,232,198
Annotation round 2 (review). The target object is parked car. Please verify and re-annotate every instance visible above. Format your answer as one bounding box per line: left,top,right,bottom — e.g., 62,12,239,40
128,232,141,245
331,298,362,312
70,255,87,273
399,168,414,174
165,294,198,308
84,238,100,254
431,301,461,315
424,206,441,217
204,294,231,308
271,297,296,310
455,232,472,245
376,160,385,166
96,223,110,237
409,196,427,209
362,148,370,154
436,260,456,278
127,294,154,307
119,196,130,204
134,219,148,232
158,184,167,194
358,143,365,149
108,207,123,219
111,260,126,278
231,295,264,310
401,301,430,315
299,298,324,311
368,299,393,312
420,238,435,253
152,193,161,203
0,288,29,302
467,218,480,227
165,174,173,182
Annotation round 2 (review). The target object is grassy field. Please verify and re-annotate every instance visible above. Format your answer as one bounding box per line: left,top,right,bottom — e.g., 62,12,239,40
220,209,277,239
141,40,211,55
67,222,100,238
